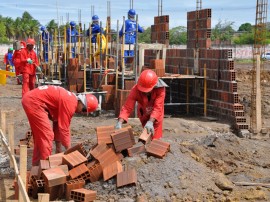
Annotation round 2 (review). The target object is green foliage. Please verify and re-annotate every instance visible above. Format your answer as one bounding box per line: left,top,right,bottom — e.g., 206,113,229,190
211,20,235,41
46,20,58,33
138,27,151,43
233,32,254,44
238,23,252,32
0,21,9,43
169,26,187,45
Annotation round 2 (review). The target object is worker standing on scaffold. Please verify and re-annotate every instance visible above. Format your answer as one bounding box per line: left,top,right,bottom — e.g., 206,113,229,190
66,21,79,58
119,9,144,66
40,25,52,63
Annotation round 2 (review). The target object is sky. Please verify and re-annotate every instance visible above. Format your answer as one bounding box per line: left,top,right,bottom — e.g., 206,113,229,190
0,0,268,30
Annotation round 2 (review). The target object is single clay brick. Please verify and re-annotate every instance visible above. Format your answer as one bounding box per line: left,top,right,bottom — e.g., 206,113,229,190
96,148,119,169
127,142,146,157
70,188,96,201
117,168,137,188
111,130,134,152
146,139,170,158
96,125,114,144
103,161,123,181
42,167,67,187
90,143,109,159
64,143,87,157
48,152,64,167
69,163,89,180
65,179,85,200
62,150,87,169
89,163,103,182
139,128,152,145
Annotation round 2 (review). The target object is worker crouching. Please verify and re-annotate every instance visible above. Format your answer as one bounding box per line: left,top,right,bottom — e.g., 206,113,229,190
115,69,168,139
22,85,98,166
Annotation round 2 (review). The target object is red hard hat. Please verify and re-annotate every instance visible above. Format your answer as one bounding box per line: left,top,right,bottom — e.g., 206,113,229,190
85,94,98,113
26,38,35,45
137,69,158,92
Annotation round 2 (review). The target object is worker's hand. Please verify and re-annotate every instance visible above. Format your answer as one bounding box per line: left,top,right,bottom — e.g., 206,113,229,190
27,58,33,64
36,66,42,72
144,120,154,136
115,121,122,129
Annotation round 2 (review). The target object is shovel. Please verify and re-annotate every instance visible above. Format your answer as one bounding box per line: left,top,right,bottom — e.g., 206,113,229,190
94,69,112,92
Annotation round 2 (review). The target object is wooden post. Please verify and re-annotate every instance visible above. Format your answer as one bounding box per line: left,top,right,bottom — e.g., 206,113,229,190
186,68,190,114
1,110,6,135
19,145,27,202
8,123,14,168
204,63,207,117
255,54,262,132
38,193,50,202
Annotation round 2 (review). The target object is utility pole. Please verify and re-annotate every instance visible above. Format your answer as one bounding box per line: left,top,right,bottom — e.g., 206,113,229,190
250,0,268,133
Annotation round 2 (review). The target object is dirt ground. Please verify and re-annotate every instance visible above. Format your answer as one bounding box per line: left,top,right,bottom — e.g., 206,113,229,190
0,61,270,202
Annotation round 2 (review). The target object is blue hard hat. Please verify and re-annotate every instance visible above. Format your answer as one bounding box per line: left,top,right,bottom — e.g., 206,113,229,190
128,9,136,17
40,26,46,31
92,15,99,21
70,21,76,27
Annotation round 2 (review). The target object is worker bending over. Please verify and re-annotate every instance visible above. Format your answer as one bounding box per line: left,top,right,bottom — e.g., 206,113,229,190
115,70,167,139
22,85,98,166
20,38,40,96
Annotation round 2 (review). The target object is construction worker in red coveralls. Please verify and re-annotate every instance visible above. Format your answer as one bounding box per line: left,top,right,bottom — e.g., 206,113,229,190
22,85,99,166
12,41,26,84
20,38,41,96
115,69,168,139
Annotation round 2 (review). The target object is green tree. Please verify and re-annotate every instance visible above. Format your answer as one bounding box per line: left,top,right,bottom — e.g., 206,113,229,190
238,23,252,32
138,27,151,43
169,26,187,45
233,32,254,44
4,17,15,40
0,21,9,43
211,20,235,42
46,20,58,34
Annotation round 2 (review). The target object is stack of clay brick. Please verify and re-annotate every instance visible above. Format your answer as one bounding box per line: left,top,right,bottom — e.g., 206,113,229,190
16,126,170,201
151,15,170,46
142,59,165,77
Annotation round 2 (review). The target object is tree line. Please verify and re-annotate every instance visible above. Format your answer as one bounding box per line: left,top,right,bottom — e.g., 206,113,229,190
0,11,269,45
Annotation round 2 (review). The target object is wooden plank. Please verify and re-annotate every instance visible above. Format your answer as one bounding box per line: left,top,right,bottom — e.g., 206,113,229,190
17,175,30,202
234,181,270,188
38,193,50,202
8,123,14,168
19,145,27,202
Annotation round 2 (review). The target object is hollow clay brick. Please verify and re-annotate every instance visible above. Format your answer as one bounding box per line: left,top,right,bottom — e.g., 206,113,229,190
117,169,137,188
65,179,85,200
42,167,67,187
70,188,96,202
103,161,123,181
146,139,170,158
62,150,87,169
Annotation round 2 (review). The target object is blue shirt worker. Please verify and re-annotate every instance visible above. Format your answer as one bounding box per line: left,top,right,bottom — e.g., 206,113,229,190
119,9,144,63
40,26,52,63
87,15,101,43
66,21,79,58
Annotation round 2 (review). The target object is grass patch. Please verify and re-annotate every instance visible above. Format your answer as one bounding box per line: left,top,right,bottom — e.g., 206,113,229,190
235,59,253,64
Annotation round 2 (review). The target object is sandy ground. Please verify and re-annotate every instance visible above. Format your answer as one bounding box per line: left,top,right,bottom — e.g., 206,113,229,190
0,62,270,201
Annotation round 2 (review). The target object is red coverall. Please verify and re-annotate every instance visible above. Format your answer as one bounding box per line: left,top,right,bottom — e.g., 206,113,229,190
12,49,23,84
21,85,78,165
119,85,165,139
20,48,39,96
